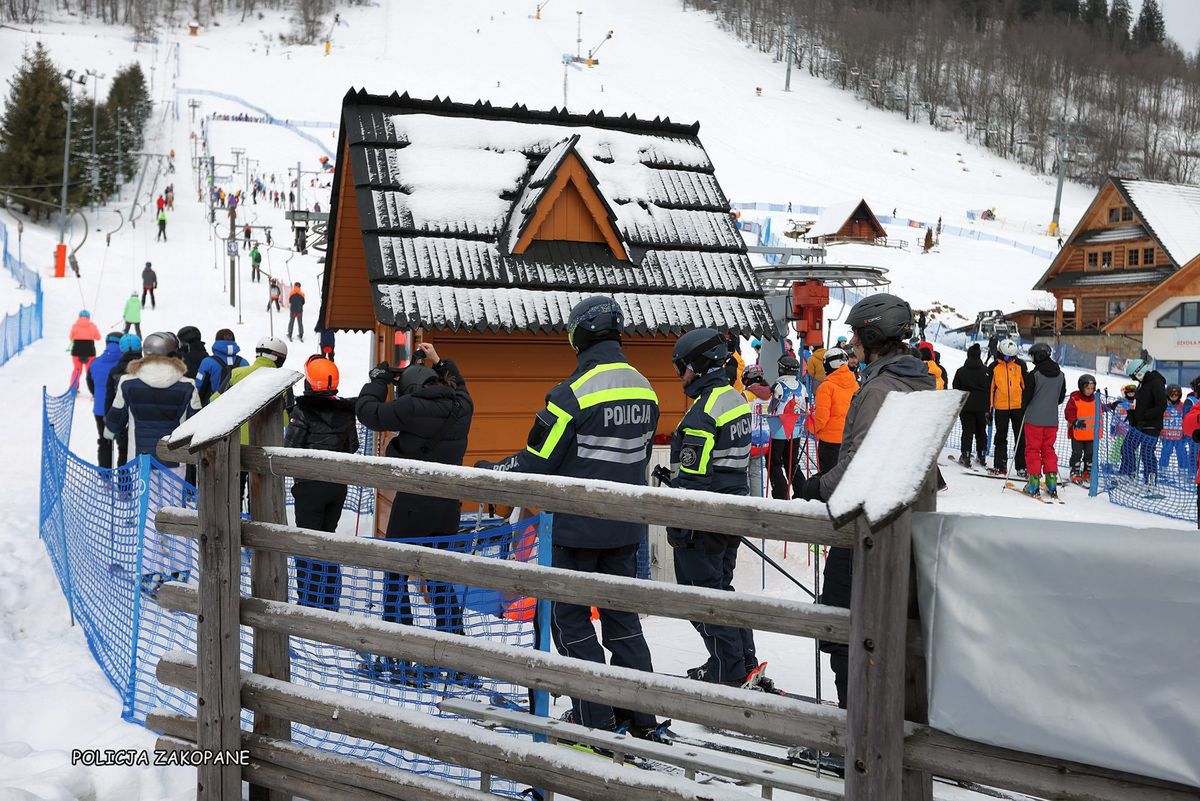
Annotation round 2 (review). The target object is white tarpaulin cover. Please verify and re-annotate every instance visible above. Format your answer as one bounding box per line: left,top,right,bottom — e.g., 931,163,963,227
912,512,1200,788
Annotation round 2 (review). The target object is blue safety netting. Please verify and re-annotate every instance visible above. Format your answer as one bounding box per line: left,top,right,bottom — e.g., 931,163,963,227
0,222,43,367
39,387,549,794
941,390,1197,522
283,423,376,515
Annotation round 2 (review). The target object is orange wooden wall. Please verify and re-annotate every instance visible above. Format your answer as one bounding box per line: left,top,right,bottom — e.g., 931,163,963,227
324,140,376,330
533,181,606,244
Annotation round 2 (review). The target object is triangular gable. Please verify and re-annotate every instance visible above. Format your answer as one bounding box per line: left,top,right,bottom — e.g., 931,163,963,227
1033,178,1121,291
805,199,885,240
507,135,628,261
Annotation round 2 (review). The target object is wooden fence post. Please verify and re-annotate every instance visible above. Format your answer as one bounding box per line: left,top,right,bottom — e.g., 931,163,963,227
247,398,292,801
196,433,243,801
844,508,913,801
903,474,937,801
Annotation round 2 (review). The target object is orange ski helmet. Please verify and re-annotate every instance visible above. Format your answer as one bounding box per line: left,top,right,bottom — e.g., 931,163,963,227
305,354,339,392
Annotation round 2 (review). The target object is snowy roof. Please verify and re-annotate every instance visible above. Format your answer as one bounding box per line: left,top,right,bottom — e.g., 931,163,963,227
1075,225,1150,246
1041,267,1172,290
1115,177,1200,266
326,90,770,336
803,198,884,241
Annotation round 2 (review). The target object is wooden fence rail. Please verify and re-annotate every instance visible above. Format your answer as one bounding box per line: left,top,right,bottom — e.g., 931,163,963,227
148,375,1199,801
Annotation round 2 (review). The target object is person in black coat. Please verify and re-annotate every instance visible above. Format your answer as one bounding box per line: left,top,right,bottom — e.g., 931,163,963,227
1128,359,1168,484
176,326,207,380
355,343,473,683
952,343,991,467
286,355,359,612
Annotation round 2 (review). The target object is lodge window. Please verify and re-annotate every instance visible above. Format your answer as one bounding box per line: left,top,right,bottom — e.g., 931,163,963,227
1101,250,1113,270
1087,252,1098,269
1128,249,1139,267
1144,248,1155,265
1108,208,1120,223
1107,299,1129,318
1121,207,1133,222
1158,302,1200,328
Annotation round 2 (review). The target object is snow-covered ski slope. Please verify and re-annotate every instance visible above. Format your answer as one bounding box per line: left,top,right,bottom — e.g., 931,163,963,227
0,2,1182,799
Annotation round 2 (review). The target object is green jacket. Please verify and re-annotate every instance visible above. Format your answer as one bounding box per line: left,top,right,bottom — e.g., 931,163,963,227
123,295,142,323
211,356,292,445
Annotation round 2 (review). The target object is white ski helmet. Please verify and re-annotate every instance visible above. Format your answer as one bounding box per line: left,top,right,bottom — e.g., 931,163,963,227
998,339,1019,358
256,336,288,363
823,346,850,372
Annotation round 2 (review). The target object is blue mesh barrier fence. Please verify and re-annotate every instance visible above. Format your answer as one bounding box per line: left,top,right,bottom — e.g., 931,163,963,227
39,387,549,793
283,422,376,515
1,221,43,367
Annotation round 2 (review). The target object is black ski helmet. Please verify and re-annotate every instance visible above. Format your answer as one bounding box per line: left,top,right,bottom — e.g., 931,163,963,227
845,293,913,348
1191,375,1200,395
778,354,801,376
142,331,180,357
1168,383,1182,398
672,328,728,376
1029,342,1052,364
1078,374,1096,391
399,364,438,395
567,295,623,353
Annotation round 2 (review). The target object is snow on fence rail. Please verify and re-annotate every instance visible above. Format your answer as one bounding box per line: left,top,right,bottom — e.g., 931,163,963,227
0,221,43,367
140,382,1199,801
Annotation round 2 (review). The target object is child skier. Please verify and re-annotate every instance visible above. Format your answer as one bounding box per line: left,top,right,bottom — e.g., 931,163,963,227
68,310,101,390
768,353,808,499
1110,384,1137,477
250,244,263,282
1159,384,1188,472
741,364,772,498
1064,374,1097,485
156,209,168,241
1020,343,1065,498
141,261,157,308
123,292,142,337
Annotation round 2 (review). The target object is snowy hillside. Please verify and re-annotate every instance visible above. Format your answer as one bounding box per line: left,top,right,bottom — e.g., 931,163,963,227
0,1,1174,799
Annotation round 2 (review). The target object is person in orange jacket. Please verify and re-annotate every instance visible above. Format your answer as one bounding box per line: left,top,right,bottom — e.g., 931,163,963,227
988,339,1028,476
1065,374,1097,484
1182,399,1200,529
68,310,101,390
806,347,859,474
917,343,947,389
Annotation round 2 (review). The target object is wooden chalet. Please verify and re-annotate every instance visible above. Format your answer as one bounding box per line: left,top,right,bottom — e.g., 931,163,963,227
1033,176,1200,341
803,199,887,243
319,89,773,497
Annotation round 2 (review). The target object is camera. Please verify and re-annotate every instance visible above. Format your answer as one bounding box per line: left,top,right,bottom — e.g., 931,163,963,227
413,348,426,363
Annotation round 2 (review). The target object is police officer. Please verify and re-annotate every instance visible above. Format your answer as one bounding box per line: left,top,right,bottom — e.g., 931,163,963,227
666,328,764,688
479,296,661,736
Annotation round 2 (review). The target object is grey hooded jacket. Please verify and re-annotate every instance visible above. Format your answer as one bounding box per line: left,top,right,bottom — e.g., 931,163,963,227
819,351,937,498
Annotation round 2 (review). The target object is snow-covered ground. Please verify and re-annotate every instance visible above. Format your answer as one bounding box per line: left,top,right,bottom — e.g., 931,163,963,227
0,1,1180,798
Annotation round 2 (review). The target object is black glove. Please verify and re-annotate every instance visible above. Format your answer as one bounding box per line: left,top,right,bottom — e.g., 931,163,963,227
797,475,824,502
984,411,993,426
474,459,496,470
651,465,674,487
1192,430,1200,443
368,361,393,383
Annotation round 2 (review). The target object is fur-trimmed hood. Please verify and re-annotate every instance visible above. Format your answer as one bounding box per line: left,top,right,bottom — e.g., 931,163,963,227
126,354,189,388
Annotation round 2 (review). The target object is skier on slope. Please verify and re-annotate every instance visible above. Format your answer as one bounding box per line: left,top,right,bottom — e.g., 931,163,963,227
1064,374,1097,485
287,283,306,341
767,353,808,499
1126,357,1167,485
666,328,770,692
176,326,207,380
951,343,990,468
156,209,168,242
195,329,248,404
988,339,1028,477
1109,383,1138,478
250,244,263,282
1159,385,1188,472
473,296,662,740
1019,343,1066,499
103,334,142,468
86,332,124,467
796,293,934,710
742,364,772,498
68,310,101,390
141,262,157,309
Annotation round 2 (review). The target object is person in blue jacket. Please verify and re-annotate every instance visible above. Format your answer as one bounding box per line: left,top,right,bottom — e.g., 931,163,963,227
667,328,765,690
477,296,662,739
195,329,249,403
87,332,125,468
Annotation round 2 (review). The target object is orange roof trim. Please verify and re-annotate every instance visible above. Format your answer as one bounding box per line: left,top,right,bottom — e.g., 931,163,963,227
511,149,628,261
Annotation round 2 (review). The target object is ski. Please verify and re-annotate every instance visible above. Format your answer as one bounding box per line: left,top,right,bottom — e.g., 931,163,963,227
1003,482,1064,504
682,729,846,776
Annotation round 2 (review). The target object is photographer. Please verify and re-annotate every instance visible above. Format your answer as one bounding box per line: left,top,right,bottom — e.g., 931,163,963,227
355,343,474,684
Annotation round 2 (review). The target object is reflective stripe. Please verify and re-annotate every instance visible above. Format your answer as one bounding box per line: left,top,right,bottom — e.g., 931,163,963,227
570,362,660,410
704,384,752,427
712,444,750,459
678,427,715,475
525,402,573,459
577,446,649,465
577,432,654,450
713,455,750,469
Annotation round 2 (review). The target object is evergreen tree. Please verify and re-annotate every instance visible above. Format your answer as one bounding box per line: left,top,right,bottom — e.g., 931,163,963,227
1081,0,1108,29
103,63,151,191
923,227,935,252
1131,0,1165,49
1108,0,1132,46
0,43,76,222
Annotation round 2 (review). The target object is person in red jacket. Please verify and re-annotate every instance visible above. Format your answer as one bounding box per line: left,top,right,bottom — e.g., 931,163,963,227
1182,401,1200,529
1064,374,1097,485
68,310,101,390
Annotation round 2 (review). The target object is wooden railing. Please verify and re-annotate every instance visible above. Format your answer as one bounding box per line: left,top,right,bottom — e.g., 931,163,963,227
150,368,1200,801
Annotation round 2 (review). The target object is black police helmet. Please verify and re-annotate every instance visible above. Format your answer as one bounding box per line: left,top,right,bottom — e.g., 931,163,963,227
672,328,728,376
845,293,913,348
567,295,623,353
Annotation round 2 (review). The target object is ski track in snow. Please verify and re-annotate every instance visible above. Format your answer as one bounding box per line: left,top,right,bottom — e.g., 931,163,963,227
0,2,1184,798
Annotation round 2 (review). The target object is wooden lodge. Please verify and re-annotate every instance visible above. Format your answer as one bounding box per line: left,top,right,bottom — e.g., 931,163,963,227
803,198,887,243
1033,176,1200,346
318,90,773,525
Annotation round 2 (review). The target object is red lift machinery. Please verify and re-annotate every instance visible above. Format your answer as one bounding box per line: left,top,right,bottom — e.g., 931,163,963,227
790,280,829,346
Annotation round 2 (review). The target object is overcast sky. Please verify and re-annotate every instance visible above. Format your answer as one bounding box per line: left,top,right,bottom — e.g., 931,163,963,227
1136,0,1200,54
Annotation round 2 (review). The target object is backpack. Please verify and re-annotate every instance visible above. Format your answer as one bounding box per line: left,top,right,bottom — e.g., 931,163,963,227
214,361,236,395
